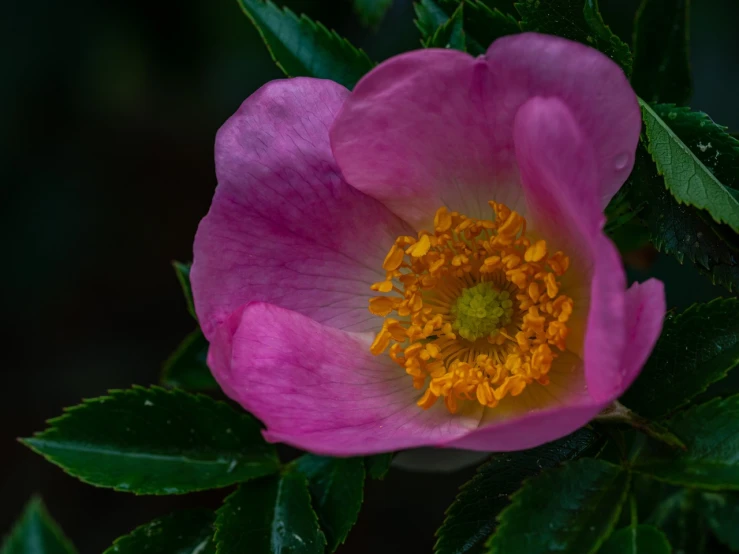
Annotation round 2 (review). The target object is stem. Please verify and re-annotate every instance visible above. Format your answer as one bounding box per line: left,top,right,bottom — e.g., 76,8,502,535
596,400,686,450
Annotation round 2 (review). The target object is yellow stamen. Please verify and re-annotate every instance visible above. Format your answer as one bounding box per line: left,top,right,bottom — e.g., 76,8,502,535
368,202,574,414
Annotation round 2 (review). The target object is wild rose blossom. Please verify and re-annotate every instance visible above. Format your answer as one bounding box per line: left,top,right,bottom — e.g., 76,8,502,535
191,33,665,455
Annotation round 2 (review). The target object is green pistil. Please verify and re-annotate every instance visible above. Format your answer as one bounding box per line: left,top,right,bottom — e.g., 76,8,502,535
451,282,514,341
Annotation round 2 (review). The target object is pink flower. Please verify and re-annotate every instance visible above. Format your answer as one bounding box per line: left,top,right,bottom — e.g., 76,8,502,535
191,33,665,456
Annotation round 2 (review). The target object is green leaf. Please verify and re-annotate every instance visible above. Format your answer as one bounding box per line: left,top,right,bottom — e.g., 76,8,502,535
515,0,632,76
459,2,521,55
487,459,630,554
294,455,365,552
173,261,196,320
1,498,77,554
627,142,739,292
237,0,375,89
479,0,518,16
634,395,739,490
620,298,739,419
102,510,215,554
160,328,218,391
648,490,707,554
598,525,671,554
698,492,739,551
353,0,393,27
365,453,393,480
640,100,739,233
214,472,326,554
417,0,520,54
632,0,691,104
414,0,451,39
436,428,603,554
425,3,466,50
651,104,739,194
23,386,279,494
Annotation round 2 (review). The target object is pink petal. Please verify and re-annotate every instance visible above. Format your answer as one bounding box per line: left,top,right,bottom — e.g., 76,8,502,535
445,404,604,451
513,96,628,404
487,33,641,206
330,34,640,230
616,279,666,396
330,49,523,229
208,302,482,456
191,78,413,340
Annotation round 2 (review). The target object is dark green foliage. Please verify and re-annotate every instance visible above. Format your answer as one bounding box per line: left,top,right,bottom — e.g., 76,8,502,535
648,490,708,553
237,0,375,89
634,395,739,490
487,459,630,554
0,498,77,554
365,453,393,479
651,104,739,193
415,0,452,38
698,492,739,551
461,2,520,54
598,525,671,554
435,428,602,554
294,455,365,552
641,100,739,233
214,472,326,554
417,0,520,54
425,3,467,50
160,328,218,391
632,0,692,104
515,0,632,76
23,386,279,494
352,0,394,27
621,298,739,419
627,142,739,291
103,510,216,554
173,261,196,320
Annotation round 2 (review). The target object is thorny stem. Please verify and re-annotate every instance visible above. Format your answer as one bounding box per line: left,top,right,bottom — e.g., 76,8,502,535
595,400,687,450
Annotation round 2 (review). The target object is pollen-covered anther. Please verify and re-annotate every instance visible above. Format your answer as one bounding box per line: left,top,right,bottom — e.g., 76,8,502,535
368,202,573,414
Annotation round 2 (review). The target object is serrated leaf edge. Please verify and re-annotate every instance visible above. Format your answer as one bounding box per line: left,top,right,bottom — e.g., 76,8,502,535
653,298,739,417
101,510,216,554
21,385,279,495
633,394,739,490
238,0,375,86
486,459,630,554
641,99,739,233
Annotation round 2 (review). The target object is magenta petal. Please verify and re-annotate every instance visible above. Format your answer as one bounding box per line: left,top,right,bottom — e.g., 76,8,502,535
192,78,412,340
615,279,666,397
487,33,641,206
444,402,605,451
208,302,481,456
513,96,627,404
330,34,640,231
330,49,522,229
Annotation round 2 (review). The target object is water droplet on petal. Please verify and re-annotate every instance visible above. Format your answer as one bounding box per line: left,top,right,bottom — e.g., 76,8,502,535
614,153,630,170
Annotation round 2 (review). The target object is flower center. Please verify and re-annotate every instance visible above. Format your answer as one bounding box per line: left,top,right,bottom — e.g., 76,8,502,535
451,282,513,342
368,201,574,414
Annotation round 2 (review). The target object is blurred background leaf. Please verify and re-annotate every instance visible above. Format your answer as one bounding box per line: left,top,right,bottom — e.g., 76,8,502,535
632,0,692,104
0,498,77,554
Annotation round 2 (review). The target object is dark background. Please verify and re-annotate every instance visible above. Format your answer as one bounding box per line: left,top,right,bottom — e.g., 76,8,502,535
3,0,738,552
